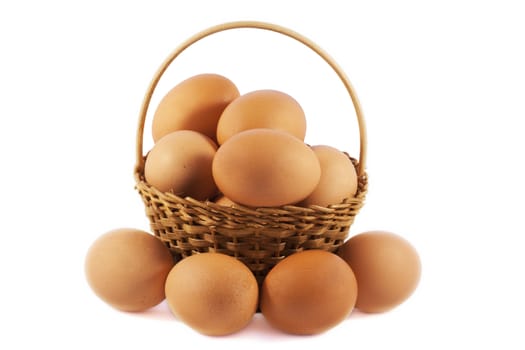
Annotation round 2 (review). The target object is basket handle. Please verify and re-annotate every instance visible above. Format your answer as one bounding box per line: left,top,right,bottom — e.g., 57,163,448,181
135,21,367,177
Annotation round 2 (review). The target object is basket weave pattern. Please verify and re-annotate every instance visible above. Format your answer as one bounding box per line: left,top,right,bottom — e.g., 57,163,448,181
135,159,367,280
134,21,368,281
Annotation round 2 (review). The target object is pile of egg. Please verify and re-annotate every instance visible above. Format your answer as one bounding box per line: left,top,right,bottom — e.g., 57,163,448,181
85,74,421,336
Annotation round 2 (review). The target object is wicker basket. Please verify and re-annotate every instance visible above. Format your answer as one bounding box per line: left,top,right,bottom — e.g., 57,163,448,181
134,21,368,282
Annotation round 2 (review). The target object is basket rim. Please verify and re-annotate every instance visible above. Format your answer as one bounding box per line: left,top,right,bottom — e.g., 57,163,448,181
133,20,368,179
134,154,368,213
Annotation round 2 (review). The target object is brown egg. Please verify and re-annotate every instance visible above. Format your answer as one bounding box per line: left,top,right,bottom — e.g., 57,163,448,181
300,145,358,207
216,89,306,145
212,128,321,207
337,231,421,313
85,228,175,312
260,250,358,335
165,253,258,336
144,130,218,200
152,73,240,143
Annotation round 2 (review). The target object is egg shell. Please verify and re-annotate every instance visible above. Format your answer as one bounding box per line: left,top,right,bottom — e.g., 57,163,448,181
212,128,321,207
144,130,218,200
260,250,358,335
216,89,307,145
84,228,175,312
152,73,240,143
164,253,258,336
300,145,358,207
337,231,421,313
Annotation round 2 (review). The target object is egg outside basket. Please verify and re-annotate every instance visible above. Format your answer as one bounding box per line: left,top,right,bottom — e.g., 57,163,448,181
134,21,368,283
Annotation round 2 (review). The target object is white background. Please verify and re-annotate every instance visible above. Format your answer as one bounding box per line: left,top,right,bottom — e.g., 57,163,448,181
1,0,524,349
